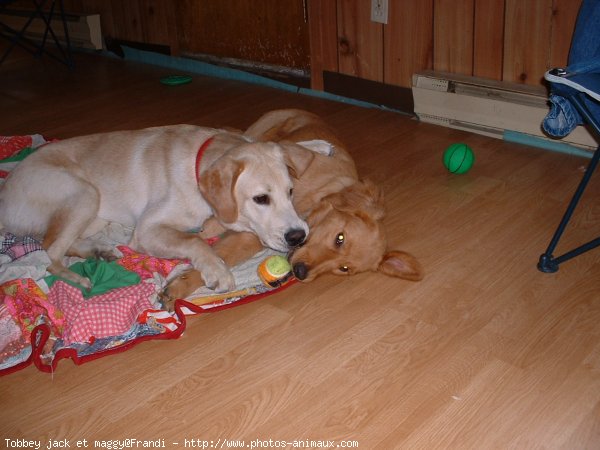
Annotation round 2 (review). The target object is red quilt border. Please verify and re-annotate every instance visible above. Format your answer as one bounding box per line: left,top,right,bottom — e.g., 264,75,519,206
0,280,297,376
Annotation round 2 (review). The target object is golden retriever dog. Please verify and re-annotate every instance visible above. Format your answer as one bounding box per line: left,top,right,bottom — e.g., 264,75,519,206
161,109,423,307
0,125,327,292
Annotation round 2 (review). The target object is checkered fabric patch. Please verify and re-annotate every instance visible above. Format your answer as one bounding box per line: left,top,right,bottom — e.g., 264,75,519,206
0,233,43,260
48,281,156,345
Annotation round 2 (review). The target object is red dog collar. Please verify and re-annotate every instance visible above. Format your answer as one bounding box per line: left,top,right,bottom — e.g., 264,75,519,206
195,136,214,183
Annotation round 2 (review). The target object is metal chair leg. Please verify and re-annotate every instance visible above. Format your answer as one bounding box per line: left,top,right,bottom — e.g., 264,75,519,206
0,0,72,67
538,92,600,272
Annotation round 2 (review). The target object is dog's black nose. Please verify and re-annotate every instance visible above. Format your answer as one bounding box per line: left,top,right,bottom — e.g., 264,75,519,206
293,262,308,280
285,229,306,248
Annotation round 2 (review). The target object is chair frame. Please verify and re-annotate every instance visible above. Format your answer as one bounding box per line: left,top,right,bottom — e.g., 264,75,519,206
538,72,600,272
0,0,72,67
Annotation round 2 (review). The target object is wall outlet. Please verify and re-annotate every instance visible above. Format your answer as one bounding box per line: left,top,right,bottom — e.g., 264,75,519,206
371,0,388,24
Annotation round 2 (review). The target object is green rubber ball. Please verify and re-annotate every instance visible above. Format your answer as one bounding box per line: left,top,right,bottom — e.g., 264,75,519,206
443,143,475,174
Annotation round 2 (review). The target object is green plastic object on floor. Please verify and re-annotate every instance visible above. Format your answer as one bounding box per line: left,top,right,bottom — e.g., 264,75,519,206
160,75,192,86
443,143,475,174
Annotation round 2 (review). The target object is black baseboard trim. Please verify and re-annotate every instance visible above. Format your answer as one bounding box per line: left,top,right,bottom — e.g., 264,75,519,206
105,38,171,59
323,71,414,115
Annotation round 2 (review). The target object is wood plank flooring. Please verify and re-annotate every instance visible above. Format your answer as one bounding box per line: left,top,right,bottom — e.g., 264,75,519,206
1,50,600,449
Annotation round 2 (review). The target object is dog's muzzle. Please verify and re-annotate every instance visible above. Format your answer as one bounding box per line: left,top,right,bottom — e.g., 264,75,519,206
292,262,309,280
284,228,306,248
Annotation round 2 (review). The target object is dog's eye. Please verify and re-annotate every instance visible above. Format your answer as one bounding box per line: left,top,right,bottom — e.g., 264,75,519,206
339,265,349,273
289,188,294,197
253,194,270,205
335,232,345,246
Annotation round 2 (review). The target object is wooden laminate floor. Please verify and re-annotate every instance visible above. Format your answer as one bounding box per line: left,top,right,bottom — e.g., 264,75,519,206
1,50,600,449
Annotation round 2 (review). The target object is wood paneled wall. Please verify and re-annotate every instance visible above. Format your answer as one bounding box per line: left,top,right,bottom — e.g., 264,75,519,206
49,0,311,70
57,0,179,52
12,0,582,91
310,0,583,89
176,0,310,70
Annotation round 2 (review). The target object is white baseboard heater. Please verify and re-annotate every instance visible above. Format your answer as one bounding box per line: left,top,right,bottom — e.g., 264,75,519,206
0,9,102,50
412,70,598,151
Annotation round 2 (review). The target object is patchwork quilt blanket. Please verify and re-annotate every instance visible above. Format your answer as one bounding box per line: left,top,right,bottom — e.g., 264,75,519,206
0,136,294,375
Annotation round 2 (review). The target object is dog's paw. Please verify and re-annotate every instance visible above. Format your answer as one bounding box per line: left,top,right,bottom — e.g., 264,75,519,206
51,263,93,290
80,277,93,290
159,269,205,312
201,262,236,293
159,292,176,313
94,249,119,261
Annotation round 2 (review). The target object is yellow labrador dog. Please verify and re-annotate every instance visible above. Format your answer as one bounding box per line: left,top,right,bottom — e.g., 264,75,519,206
0,125,326,292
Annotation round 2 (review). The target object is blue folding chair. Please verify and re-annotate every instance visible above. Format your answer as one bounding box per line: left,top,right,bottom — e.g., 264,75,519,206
538,0,600,272
0,0,72,67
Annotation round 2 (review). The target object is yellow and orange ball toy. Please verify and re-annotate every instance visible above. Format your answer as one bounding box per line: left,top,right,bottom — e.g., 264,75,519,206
258,255,292,287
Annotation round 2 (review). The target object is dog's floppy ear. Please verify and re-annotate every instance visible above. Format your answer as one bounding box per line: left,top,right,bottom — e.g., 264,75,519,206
278,142,317,179
358,178,385,220
326,179,386,221
198,157,244,224
306,200,334,227
378,250,424,281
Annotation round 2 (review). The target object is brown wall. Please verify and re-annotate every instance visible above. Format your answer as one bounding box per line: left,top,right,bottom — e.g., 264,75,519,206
15,0,581,90
56,0,310,71
310,0,582,89
176,0,310,70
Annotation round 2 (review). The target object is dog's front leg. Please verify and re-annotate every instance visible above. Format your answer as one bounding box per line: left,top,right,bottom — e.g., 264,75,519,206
132,225,236,292
161,230,265,310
